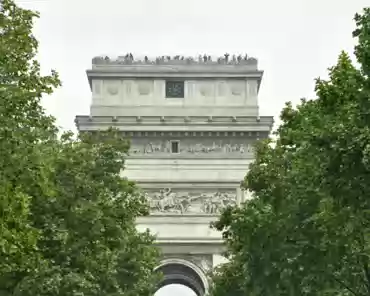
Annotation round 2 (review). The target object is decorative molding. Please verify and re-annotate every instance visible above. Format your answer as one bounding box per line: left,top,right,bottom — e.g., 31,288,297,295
74,128,264,139
75,115,273,126
164,254,213,273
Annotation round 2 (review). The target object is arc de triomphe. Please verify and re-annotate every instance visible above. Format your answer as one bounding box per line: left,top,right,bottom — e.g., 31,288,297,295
75,54,273,296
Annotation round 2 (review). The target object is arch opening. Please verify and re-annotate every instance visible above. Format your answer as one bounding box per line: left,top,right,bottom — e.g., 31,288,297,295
155,261,207,296
155,284,197,296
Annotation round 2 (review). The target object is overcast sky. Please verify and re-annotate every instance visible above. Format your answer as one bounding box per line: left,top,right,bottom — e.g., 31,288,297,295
15,0,369,295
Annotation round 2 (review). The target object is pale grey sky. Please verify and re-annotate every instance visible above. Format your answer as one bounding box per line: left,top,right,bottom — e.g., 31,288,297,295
15,0,369,295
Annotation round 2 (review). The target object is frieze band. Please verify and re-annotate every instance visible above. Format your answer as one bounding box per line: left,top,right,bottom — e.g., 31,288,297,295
130,141,254,155
144,188,237,215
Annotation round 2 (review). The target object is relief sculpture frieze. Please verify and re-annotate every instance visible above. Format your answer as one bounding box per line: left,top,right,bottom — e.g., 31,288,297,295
144,188,237,215
130,141,254,155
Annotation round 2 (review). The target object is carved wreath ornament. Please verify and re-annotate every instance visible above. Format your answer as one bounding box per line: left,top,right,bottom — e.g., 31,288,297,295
106,84,118,95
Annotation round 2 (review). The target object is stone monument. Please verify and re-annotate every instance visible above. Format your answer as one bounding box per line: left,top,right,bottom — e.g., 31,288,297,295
75,53,273,296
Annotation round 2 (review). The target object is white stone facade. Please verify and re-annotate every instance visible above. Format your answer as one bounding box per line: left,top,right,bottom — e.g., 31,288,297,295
75,54,273,295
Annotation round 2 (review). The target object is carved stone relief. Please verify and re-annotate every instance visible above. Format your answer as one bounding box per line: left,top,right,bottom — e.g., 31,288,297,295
199,83,213,97
230,82,244,96
162,255,213,273
105,81,119,96
194,255,213,272
231,87,243,96
130,140,254,155
137,81,152,95
144,188,237,215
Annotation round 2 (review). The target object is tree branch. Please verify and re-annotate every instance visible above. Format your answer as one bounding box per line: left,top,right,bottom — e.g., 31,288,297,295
331,275,361,296
362,260,370,294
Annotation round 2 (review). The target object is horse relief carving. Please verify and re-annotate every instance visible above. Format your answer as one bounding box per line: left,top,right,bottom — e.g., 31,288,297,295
200,192,237,214
145,188,194,214
145,189,237,215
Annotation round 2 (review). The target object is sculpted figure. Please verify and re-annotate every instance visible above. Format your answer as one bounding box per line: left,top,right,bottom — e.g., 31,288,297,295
163,140,171,153
224,53,230,63
246,144,254,153
173,195,191,214
202,198,212,214
92,56,104,64
152,143,161,152
247,57,258,65
224,143,232,152
144,142,154,153
155,188,176,212
146,193,160,210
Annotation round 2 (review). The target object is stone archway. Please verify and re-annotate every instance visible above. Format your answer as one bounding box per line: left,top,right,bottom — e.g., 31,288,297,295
155,259,209,296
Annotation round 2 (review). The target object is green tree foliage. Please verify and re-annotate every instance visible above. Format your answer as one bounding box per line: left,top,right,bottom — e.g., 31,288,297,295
210,7,370,296
0,1,160,295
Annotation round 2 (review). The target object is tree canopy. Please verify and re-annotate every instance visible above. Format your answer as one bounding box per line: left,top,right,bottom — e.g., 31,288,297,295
210,7,370,296
0,1,160,295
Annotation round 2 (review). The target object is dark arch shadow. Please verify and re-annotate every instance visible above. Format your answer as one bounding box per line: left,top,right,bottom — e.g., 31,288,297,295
156,263,206,296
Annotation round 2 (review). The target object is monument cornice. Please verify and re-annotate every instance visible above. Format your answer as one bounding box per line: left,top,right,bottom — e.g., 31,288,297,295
137,181,242,188
156,238,223,244
75,115,274,133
